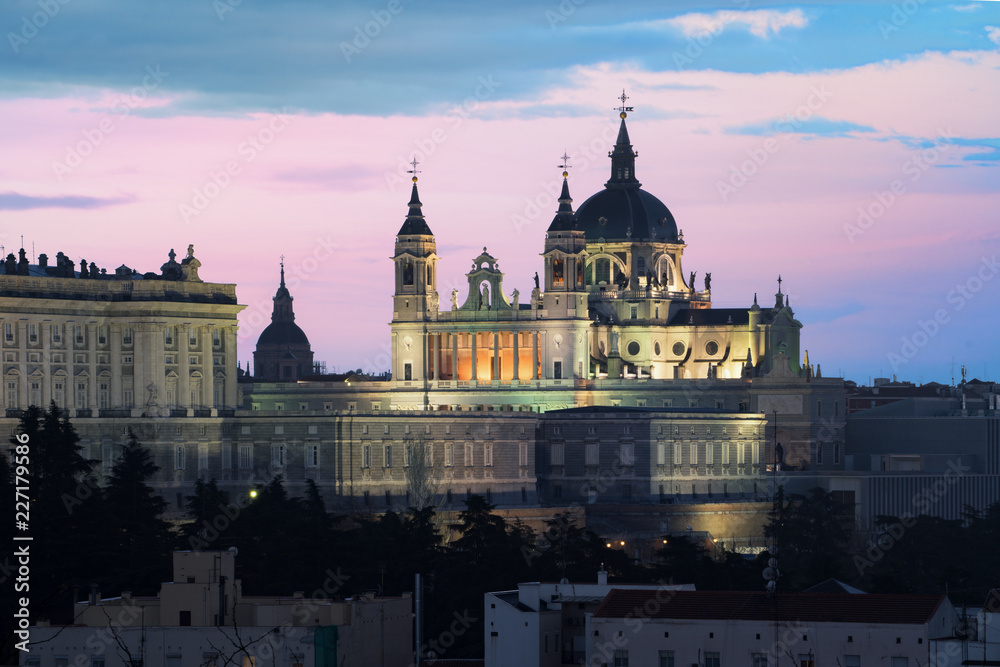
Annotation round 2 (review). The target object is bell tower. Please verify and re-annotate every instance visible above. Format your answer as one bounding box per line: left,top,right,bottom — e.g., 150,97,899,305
541,156,588,313
392,160,439,322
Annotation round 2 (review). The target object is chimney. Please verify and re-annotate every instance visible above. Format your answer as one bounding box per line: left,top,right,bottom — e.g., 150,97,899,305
89,583,99,605
38,253,48,269
597,566,608,586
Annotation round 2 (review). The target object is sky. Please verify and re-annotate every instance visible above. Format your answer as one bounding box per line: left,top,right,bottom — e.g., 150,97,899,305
1,0,998,386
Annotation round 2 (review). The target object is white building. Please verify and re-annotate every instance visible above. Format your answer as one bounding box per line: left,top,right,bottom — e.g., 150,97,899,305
587,589,958,667
484,571,694,667
21,549,413,667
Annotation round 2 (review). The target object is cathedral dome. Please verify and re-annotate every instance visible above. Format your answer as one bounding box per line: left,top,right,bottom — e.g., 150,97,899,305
257,319,310,347
573,108,680,243
574,188,678,242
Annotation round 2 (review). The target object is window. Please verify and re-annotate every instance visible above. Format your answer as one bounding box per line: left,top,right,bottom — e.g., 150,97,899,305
25,658,41,667
384,444,393,468
212,328,221,346
165,327,174,345
816,442,823,465
175,446,186,470
844,656,860,667
28,323,37,343
55,659,69,667
4,322,13,342
891,659,907,667
551,443,565,466
484,442,493,467
306,444,319,468
834,442,841,464
239,445,252,469
705,652,720,667
690,442,698,465
272,445,285,467
123,327,133,345
553,360,562,379
519,442,528,466
614,650,629,667
753,654,768,667
673,442,683,465
585,442,599,465
659,650,674,667
464,443,473,467
445,443,454,467
799,655,815,667
363,444,372,468
198,444,208,471
404,363,412,381
705,443,714,466
630,306,638,320
620,443,634,466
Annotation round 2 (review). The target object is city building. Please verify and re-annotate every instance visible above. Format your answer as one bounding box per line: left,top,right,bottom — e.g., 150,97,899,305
484,571,694,667
587,589,959,667
22,549,413,667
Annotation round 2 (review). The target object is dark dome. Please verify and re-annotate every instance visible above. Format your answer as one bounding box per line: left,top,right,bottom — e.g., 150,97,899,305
574,187,678,242
256,320,310,348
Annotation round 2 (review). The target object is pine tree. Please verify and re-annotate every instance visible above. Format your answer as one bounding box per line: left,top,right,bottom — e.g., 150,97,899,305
102,430,172,594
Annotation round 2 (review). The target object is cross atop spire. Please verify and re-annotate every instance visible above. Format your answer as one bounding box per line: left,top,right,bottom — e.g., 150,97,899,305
616,89,634,119
279,256,286,287
777,275,783,294
407,156,421,182
559,150,571,178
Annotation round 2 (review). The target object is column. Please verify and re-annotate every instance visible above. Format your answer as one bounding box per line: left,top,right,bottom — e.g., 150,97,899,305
430,333,441,380
224,326,239,408
179,324,190,409
512,331,520,381
87,323,98,411
18,321,28,410
451,332,458,381
41,319,51,408
531,332,538,380
493,332,500,380
202,326,214,409
471,331,477,381
110,324,122,408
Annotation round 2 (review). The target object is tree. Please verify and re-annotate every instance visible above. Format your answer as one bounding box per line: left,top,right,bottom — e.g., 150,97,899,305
764,486,854,590
404,437,439,510
102,430,172,593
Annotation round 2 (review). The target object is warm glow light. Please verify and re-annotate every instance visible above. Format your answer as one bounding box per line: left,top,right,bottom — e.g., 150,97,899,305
606,542,611,548
620,541,625,546
249,489,258,498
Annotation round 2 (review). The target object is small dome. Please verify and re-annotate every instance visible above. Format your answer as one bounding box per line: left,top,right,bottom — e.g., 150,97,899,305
574,188,678,242
256,320,310,347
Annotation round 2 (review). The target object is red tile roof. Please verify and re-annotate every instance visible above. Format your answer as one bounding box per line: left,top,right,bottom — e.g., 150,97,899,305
593,590,946,625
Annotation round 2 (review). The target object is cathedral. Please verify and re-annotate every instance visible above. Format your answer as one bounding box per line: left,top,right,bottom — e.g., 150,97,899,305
0,98,853,544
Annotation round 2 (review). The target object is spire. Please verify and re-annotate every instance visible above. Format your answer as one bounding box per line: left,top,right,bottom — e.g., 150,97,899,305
547,151,577,232
606,89,641,190
272,260,294,320
397,157,433,236
774,275,784,309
